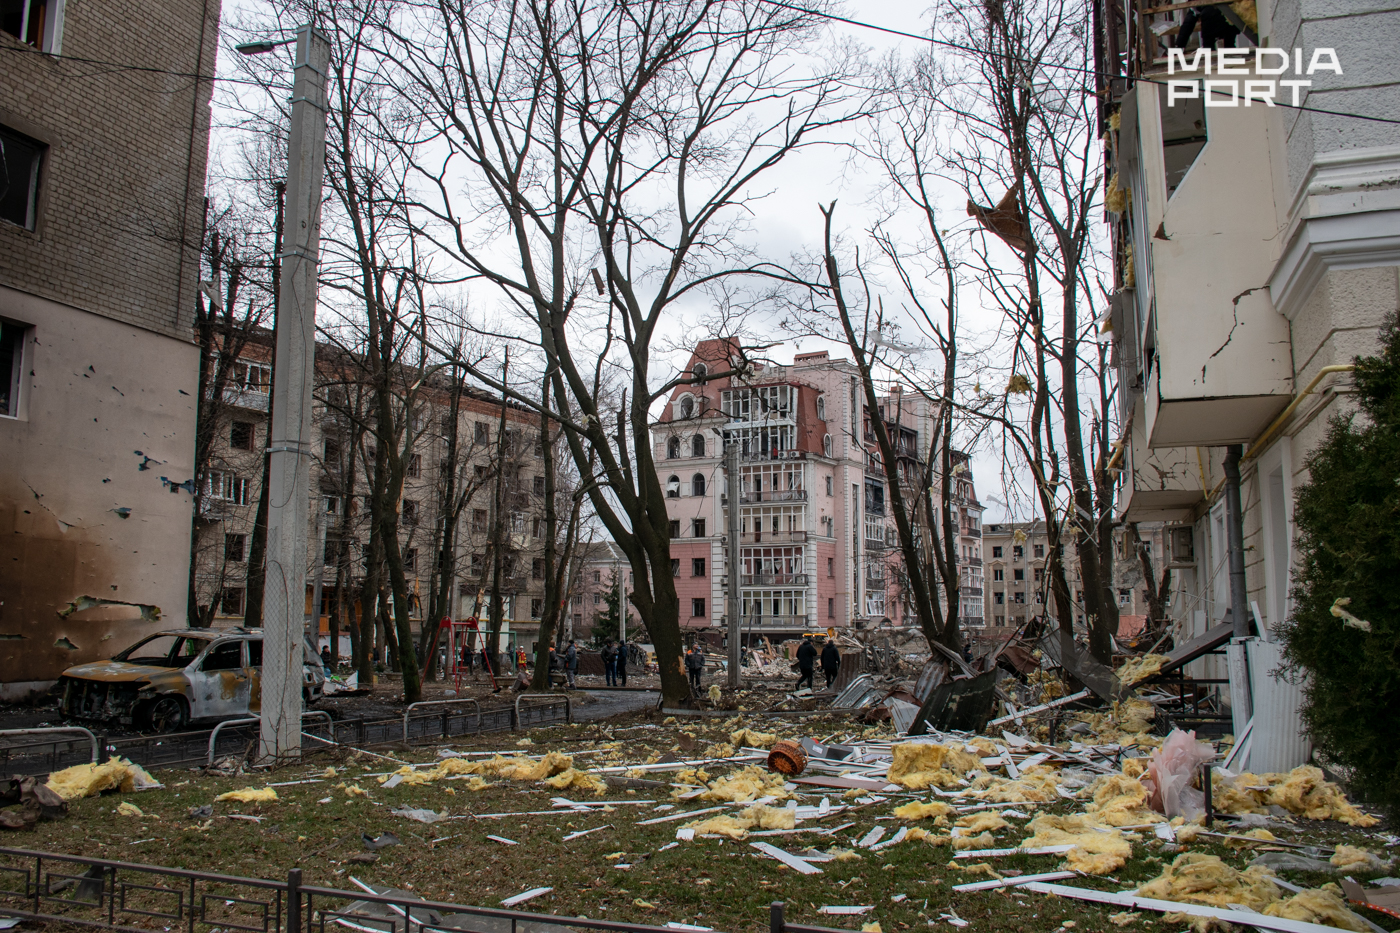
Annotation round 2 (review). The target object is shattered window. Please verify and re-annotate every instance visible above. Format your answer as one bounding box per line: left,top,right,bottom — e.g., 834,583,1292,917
117,634,212,666
1160,82,1207,198
0,125,44,230
0,320,25,417
201,641,244,671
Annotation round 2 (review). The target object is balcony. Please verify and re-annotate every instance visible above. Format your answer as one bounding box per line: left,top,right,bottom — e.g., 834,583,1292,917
1112,68,1291,449
723,615,813,630
960,586,984,598
739,489,807,504
963,557,983,568
740,530,807,545
221,387,270,412
740,573,809,587
1118,394,1206,522
963,527,982,540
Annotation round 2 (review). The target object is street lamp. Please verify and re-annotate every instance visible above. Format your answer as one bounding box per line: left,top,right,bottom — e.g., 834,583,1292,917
239,24,331,763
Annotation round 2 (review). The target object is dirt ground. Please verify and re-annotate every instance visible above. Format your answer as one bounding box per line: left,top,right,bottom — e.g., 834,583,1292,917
6,700,1396,933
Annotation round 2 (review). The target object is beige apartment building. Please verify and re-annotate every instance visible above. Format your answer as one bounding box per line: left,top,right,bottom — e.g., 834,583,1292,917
981,522,1168,642
193,338,561,658
0,0,218,694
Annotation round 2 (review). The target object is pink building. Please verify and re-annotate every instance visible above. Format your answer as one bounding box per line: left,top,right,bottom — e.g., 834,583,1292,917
647,341,984,646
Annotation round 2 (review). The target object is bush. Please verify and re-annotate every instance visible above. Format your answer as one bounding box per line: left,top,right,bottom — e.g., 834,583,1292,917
1283,315,1400,817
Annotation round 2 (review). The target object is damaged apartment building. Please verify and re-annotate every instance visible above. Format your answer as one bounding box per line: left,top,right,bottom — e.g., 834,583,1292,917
1097,0,1400,734
649,340,986,646
0,0,219,695
193,336,561,659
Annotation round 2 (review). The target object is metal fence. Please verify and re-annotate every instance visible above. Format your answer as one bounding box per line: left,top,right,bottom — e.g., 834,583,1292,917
0,847,839,933
0,695,572,777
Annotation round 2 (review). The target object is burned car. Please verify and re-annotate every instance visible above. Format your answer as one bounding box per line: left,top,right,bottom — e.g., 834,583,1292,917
57,628,325,732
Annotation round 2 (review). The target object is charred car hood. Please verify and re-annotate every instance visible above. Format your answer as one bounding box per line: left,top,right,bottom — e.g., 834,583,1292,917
61,661,183,683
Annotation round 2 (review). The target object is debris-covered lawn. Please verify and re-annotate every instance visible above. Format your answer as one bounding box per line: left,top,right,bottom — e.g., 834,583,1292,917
11,709,1398,933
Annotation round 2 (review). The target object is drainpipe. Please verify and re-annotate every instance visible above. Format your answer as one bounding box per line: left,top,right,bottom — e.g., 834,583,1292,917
1223,445,1250,639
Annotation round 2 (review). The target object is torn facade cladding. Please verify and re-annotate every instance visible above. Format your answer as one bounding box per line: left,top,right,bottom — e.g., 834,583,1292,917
1165,47,1344,108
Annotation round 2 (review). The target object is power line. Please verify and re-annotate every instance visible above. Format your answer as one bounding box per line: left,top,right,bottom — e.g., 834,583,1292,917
757,0,1400,126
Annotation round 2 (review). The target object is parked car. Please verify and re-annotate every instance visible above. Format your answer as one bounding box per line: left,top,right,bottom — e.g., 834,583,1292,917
57,628,325,732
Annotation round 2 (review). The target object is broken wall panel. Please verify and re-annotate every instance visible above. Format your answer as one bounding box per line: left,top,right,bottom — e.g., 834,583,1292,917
0,287,196,695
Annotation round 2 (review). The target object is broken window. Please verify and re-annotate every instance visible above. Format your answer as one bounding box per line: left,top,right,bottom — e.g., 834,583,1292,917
532,475,545,495
670,558,680,577
1,0,62,51
692,473,706,497
471,508,487,534
220,588,245,615
225,533,246,563
828,597,835,618
692,598,706,617
531,558,544,579
403,548,417,572
992,546,1003,558
323,437,341,463
995,592,1004,605
231,359,271,393
1013,568,1024,581
0,124,44,230
206,470,249,505
230,420,254,450
202,640,243,671
1160,82,1207,198
401,499,419,524
692,557,706,577
0,319,26,417
474,422,490,443
407,453,422,478
1033,543,1044,558
692,518,706,537
692,434,705,457
669,519,681,538
323,536,338,564
470,552,483,575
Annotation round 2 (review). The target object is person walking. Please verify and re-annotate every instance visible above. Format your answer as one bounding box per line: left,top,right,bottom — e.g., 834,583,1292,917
795,635,817,691
615,641,628,687
565,640,579,688
820,638,841,689
685,644,704,693
320,645,333,668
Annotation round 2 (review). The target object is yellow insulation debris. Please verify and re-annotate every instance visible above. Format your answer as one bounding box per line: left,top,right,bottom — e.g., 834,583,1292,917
215,787,279,804
1084,772,1164,827
116,801,144,817
683,815,753,839
543,768,607,795
1330,844,1387,872
886,743,983,790
1116,654,1169,686
950,862,1003,880
971,765,1061,803
689,766,792,803
1136,853,1279,911
46,757,160,801
951,832,996,850
1105,173,1131,215
1022,814,1132,875
956,812,1010,834
681,803,795,839
892,800,953,821
1213,766,1377,825
730,728,778,748
379,753,576,787
1263,889,1368,932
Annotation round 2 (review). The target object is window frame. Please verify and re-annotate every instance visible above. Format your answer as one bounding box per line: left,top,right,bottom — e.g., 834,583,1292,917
0,318,31,420
0,123,48,231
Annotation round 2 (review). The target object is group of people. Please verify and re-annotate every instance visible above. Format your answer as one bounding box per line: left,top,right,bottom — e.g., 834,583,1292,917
794,634,841,691
600,641,630,686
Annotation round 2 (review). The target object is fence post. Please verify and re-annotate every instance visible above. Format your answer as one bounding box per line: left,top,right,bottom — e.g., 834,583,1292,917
98,735,109,764
286,868,302,933
770,901,784,933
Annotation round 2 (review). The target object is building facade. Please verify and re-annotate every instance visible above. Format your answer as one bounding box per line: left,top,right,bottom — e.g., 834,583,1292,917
194,339,562,659
650,340,984,645
1098,0,1400,680
0,0,218,693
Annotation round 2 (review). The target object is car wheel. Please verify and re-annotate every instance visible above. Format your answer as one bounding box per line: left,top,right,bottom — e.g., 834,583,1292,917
145,696,188,733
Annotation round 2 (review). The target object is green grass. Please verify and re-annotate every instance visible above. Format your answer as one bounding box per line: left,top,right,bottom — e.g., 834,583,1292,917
8,712,1395,933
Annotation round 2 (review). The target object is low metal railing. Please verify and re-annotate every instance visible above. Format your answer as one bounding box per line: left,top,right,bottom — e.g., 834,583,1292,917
0,848,724,933
206,712,335,768
513,694,571,730
401,698,481,744
0,728,98,765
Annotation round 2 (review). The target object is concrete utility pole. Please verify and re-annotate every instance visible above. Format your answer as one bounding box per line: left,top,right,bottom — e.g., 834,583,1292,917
725,440,742,688
259,25,330,762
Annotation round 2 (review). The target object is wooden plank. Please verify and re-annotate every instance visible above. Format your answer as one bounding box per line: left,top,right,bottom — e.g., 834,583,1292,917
952,871,1078,892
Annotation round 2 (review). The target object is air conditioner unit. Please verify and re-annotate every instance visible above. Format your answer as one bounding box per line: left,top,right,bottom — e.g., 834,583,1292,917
1167,525,1195,567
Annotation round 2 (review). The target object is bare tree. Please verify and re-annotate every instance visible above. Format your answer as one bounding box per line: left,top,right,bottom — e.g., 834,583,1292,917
378,0,863,705
931,0,1118,660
